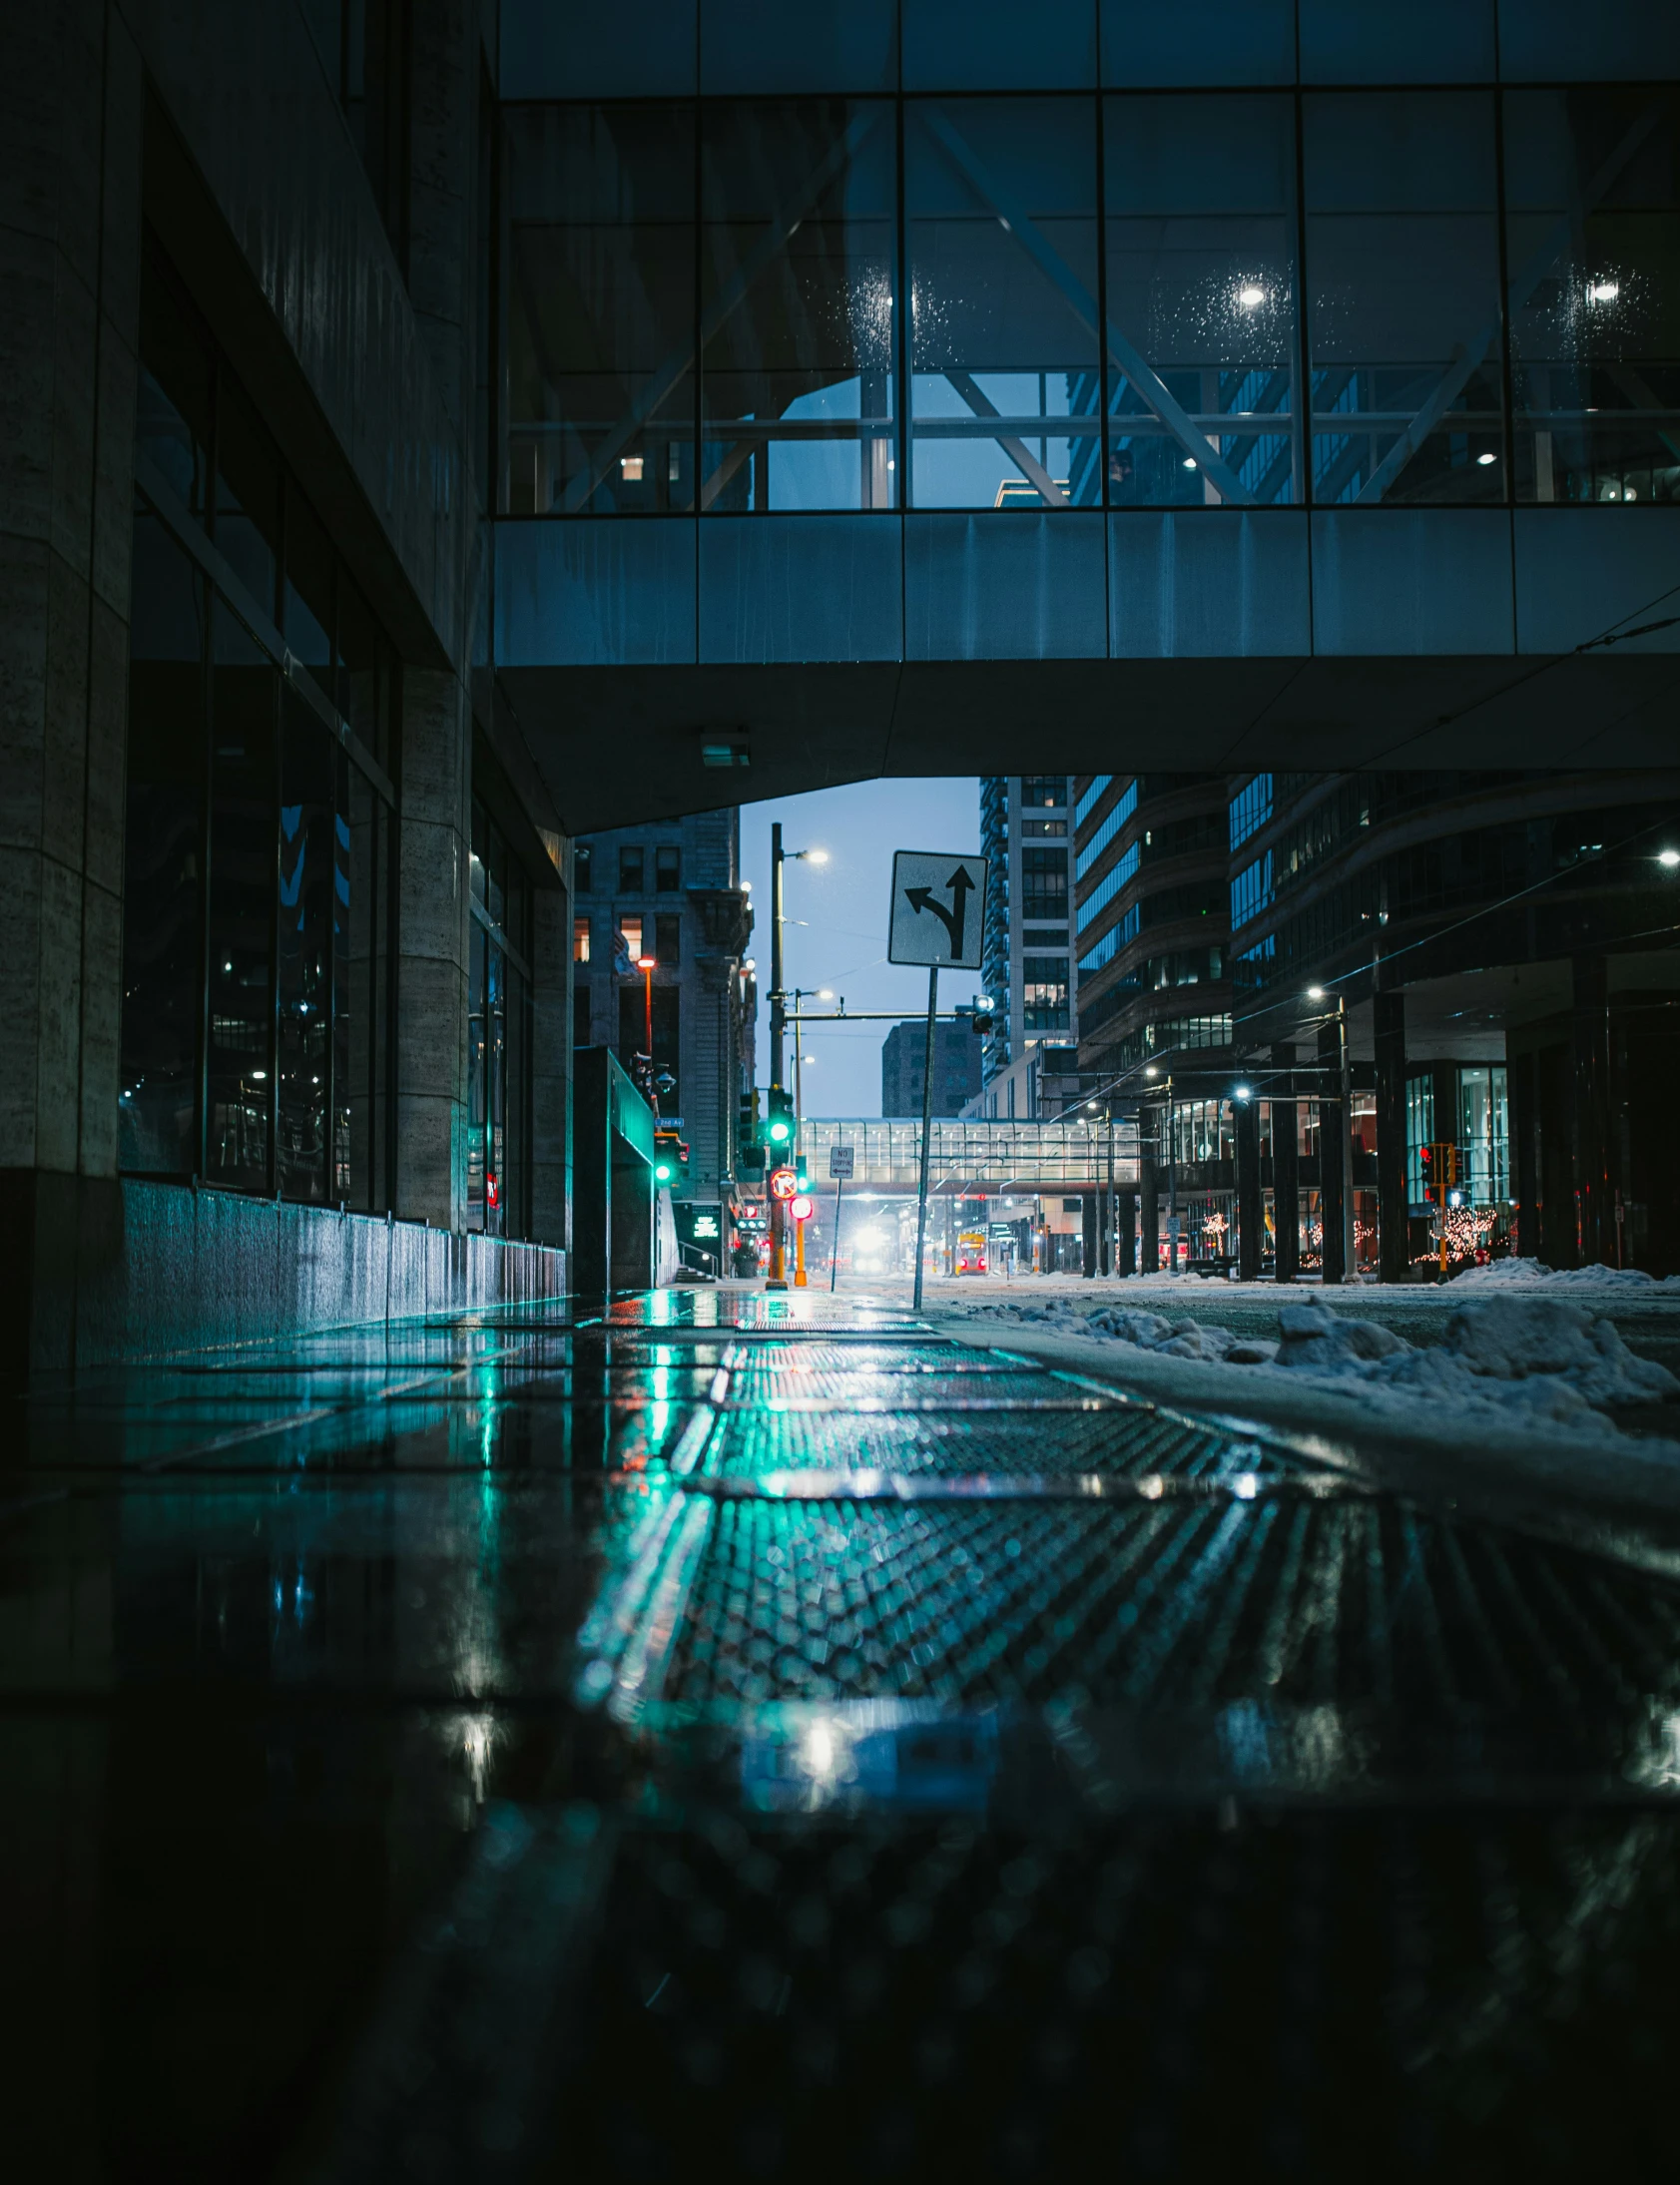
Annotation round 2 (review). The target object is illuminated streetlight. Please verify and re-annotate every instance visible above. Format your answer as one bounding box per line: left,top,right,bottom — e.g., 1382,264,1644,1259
1587,279,1620,303
1238,283,1266,308
1476,451,1497,465
1307,985,1326,999
1659,849,1680,868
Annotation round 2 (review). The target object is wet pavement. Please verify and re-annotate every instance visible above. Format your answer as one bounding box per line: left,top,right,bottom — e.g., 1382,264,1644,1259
9,1288,1680,2178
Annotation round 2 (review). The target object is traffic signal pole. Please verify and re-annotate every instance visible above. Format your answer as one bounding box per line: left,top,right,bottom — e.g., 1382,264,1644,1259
768,821,788,1289
912,966,938,1314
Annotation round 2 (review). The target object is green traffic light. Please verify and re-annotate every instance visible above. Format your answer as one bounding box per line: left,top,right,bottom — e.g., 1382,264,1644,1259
655,1161,673,1182
768,1119,791,1143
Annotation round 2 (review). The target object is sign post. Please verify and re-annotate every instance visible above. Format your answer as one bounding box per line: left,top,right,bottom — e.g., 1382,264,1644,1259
887,851,987,1315
828,1143,853,1292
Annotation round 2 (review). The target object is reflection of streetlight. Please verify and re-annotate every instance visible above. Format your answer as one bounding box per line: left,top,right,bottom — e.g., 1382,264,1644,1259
1238,283,1266,308
1587,279,1620,303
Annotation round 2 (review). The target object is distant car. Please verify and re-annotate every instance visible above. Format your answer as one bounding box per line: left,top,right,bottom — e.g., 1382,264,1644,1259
955,1231,987,1275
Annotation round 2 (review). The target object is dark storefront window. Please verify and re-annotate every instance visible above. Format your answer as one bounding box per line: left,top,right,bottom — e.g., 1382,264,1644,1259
503,103,697,513
120,239,396,1210
1106,94,1300,507
468,803,534,1237
905,97,1101,508
701,100,898,512
120,512,205,1177
1505,88,1680,505
1304,92,1505,503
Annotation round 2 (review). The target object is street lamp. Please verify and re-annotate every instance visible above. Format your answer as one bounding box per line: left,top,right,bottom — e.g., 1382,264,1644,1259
637,953,657,1102
767,827,828,1289
1306,984,1356,1282
1659,849,1680,868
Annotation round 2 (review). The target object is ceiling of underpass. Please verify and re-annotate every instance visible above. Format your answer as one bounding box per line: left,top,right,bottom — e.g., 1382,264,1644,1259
498,651,1680,836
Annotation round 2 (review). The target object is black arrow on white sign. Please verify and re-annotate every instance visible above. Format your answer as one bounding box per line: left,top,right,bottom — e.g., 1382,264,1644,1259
903,864,976,956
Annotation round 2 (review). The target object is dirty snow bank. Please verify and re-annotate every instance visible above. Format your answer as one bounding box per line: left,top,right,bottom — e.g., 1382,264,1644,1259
1452,1259,1680,1292
965,1291,1680,1428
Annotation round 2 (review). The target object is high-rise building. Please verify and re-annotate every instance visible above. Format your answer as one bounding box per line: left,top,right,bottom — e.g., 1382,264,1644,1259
1072,775,1234,1085
979,777,1077,1098
881,1016,983,1119
571,811,753,1201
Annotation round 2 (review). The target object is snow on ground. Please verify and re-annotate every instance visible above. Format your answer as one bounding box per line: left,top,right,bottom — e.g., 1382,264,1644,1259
956,1287,1680,1433
1450,1259,1680,1292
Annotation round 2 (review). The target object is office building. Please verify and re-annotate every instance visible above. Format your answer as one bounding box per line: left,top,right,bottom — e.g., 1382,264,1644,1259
571,810,754,1200
881,1014,984,1118
979,775,1077,1090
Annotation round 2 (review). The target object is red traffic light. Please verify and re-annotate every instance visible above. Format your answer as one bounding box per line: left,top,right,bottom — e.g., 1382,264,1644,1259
790,1194,814,1223
769,1166,799,1202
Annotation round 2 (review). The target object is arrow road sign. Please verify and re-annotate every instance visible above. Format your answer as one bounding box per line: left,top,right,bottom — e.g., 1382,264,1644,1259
888,850,988,969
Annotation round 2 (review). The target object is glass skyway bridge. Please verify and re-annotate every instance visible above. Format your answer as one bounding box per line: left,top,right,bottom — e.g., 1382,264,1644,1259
795,1117,1140,1192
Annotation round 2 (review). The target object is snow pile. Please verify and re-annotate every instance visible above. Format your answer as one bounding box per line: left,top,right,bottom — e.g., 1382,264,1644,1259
1273,1297,1678,1425
964,1291,1679,1428
1453,1259,1680,1292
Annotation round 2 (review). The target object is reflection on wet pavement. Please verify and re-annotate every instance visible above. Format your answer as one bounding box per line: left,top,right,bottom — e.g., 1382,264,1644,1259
9,1287,1680,2175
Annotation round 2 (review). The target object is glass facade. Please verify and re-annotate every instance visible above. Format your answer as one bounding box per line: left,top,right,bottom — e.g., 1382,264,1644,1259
122,241,396,1209
1505,88,1680,504
906,97,1101,508
702,101,898,510
500,84,1680,513
1305,93,1504,503
1106,95,1300,505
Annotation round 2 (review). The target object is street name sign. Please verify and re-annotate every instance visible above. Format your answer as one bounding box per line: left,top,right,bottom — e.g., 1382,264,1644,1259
887,851,988,970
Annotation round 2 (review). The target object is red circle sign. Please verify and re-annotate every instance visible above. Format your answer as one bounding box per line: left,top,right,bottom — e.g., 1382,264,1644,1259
790,1195,814,1223
769,1166,799,1201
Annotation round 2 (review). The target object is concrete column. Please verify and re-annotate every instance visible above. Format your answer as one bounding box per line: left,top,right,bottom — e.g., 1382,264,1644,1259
395,668,470,1230
1273,1092,1300,1284
1116,1188,1137,1277
529,880,571,1254
0,5,143,1380
1317,1019,1347,1284
1235,1096,1261,1280
1510,1050,1540,1259
1572,952,1614,1266
1080,1190,1097,1279
1374,989,1408,1283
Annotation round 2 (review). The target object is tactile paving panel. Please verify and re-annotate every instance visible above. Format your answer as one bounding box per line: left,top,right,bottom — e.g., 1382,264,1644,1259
658,1495,1680,1722
547,1809,1680,2178
699,1404,1316,1483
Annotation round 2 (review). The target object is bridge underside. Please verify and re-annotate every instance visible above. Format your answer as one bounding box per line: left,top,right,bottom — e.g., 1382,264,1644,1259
502,650,1680,834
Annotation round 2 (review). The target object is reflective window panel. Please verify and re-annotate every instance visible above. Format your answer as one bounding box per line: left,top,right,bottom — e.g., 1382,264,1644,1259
278,692,333,1204
339,757,389,1211
700,100,897,511
214,382,280,625
504,104,698,514
1304,93,1504,504
1105,95,1300,507
906,97,1101,508
206,604,277,1193
1504,88,1680,506
120,509,206,1178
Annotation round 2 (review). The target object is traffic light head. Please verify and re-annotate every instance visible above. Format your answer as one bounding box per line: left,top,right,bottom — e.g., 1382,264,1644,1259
653,1128,688,1188
766,1085,794,1146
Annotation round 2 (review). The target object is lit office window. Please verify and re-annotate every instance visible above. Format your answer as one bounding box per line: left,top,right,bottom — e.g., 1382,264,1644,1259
906,97,1101,508
701,100,897,511
503,104,697,513
1504,88,1680,505
574,917,591,962
1305,93,1504,503
1105,95,1301,506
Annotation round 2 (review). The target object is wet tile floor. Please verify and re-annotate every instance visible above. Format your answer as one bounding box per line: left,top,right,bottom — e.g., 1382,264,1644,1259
9,1288,1680,2179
